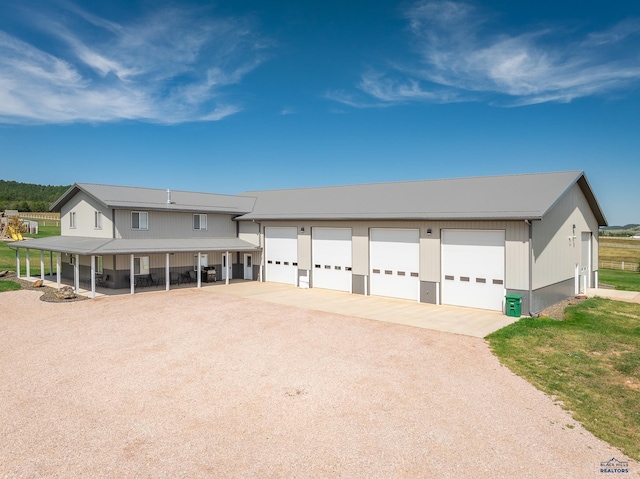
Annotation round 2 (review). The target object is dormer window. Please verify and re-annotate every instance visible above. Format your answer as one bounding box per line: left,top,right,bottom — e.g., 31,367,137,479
94,211,102,229
193,214,207,231
131,211,148,230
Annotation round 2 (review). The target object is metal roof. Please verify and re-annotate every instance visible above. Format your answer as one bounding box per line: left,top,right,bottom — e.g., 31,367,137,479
238,171,607,225
8,237,260,255
51,183,256,215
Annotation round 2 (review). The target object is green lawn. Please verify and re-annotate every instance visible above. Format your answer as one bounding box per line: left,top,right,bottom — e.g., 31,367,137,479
0,223,60,276
599,269,640,292
487,298,640,461
0,280,21,292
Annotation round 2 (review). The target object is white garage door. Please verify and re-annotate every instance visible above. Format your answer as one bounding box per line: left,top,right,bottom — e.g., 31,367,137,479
265,227,298,285
441,230,505,311
370,229,420,301
312,228,352,292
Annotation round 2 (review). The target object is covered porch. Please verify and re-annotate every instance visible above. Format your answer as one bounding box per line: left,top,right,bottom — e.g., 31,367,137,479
9,236,262,299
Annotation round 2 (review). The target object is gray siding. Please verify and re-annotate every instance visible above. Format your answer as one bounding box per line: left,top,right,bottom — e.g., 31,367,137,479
238,221,260,246
60,191,113,238
531,279,575,315
115,210,237,239
532,183,599,290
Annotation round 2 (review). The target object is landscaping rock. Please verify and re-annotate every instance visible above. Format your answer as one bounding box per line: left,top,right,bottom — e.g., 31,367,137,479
55,286,77,300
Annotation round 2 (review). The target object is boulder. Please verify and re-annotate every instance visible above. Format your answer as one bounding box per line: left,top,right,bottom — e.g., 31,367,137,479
55,286,77,300
33,279,44,288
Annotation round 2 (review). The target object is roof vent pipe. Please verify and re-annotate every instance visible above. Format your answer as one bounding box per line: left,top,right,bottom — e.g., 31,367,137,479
167,189,172,204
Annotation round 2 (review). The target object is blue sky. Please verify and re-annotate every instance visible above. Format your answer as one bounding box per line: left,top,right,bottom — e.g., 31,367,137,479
0,0,638,225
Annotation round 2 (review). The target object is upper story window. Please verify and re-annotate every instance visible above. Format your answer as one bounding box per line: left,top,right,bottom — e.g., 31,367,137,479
94,211,102,229
131,211,148,230
69,211,76,229
193,214,207,231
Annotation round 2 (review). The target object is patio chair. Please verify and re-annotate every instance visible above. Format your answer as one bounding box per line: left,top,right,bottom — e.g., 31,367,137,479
180,271,191,284
149,273,160,286
170,272,180,285
188,270,197,283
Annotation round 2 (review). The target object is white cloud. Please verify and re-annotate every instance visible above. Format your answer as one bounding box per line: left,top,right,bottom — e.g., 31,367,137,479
0,3,269,124
333,0,640,107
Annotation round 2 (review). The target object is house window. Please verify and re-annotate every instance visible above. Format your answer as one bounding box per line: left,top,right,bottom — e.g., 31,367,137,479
94,211,102,229
96,256,103,274
134,256,149,275
193,214,207,230
194,254,208,270
131,211,148,230
69,211,76,229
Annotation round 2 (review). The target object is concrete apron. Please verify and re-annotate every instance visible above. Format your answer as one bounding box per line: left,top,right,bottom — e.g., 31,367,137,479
587,287,640,303
213,282,520,338
33,275,519,337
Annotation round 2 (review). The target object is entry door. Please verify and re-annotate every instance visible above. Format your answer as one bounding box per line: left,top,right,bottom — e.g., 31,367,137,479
581,232,591,290
244,254,253,280
222,253,232,280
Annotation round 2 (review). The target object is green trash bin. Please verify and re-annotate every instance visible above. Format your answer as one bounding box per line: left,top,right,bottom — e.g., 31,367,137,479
505,294,523,317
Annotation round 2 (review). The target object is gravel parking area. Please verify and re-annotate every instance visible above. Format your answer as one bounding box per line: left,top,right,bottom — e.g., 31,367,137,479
1,288,636,478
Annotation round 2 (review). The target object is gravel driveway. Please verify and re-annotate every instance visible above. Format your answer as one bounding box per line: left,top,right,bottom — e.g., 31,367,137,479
1,288,636,478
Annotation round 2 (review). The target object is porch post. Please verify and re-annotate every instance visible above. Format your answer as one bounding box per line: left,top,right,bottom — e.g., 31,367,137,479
49,251,54,276
26,249,31,280
16,248,20,279
130,254,135,295
40,250,45,281
56,253,61,290
165,253,170,291
197,252,202,288
74,254,79,293
225,251,230,285
90,255,96,299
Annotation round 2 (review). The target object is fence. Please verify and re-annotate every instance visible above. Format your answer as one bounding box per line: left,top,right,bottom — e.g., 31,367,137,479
19,212,60,227
599,261,640,272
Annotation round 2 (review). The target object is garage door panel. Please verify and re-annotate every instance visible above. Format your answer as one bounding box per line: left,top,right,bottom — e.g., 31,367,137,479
312,228,352,292
265,227,298,285
370,229,419,301
442,230,505,311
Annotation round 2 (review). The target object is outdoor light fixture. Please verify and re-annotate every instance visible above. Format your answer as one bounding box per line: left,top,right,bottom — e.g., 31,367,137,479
427,228,432,236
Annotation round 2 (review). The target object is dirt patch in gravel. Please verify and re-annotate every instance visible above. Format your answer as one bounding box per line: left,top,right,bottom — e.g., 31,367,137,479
1,288,636,478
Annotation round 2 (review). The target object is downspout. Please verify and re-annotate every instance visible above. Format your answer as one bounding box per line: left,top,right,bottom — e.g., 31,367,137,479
253,220,262,282
526,219,534,317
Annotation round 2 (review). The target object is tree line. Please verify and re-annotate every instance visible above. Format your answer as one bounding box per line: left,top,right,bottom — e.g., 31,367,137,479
0,180,70,213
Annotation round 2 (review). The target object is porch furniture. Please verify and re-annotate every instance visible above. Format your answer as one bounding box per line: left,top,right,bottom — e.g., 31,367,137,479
170,272,180,285
203,267,217,283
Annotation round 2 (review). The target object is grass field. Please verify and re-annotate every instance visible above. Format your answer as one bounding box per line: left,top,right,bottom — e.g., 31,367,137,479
600,237,640,264
0,223,60,276
599,269,640,292
487,297,640,461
